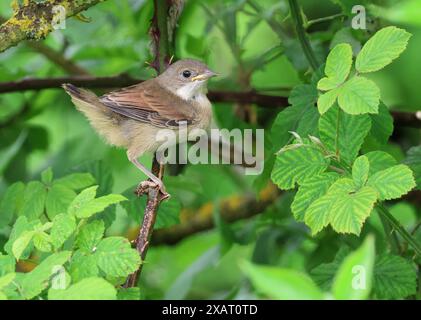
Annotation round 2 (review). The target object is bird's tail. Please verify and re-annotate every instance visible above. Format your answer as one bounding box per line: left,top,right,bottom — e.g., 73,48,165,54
62,83,126,147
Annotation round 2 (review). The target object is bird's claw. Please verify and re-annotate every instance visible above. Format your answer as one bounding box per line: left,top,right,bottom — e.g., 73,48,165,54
135,180,170,200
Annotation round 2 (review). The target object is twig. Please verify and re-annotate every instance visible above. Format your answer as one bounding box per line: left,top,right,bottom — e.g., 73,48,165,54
123,0,183,288
0,0,107,52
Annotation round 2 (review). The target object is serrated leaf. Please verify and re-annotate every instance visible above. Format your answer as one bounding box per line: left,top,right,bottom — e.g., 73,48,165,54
356,26,411,73
241,262,323,300
4,216,32,258
117,287,141,300
319,105,371,165
372,254,416,299
68,251,99,283
337,76,380,114
54,173,96,191
404,145,421,190
94,237,140,277
369,102,394,145
332,236,375,300
318,43,353,91
19,181,47,221
75,220,104,254
67,186,98,216
365,151,397,176
48,277,116,300
291,173,339,221
317,89,339,114
45,184,77,220
41,167,53,185
33,232,52,252
17,251,71,299
0,255,15,277
0,181,24,228
288,84,318,106
12,231,34,260
367,164,415,200
0,273,15,290
271,145,329,190
50,213,77,249
76,194,127,219
352,156,369,188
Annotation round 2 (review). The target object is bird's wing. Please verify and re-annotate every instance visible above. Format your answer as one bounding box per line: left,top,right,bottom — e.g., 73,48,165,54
99,81,195,128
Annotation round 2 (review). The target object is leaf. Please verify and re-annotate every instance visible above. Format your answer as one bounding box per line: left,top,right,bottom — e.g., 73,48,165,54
271,145,329,190
12,231,34,260
404,145,421,190
352,155,369,189
368,102,394,145
241,262,324,300
18,251,72,299
48,277,116,300
317,89,339,114
4,216,32,258
0,273,15,290
41,167,54,185
75,194,127,219
356,26,411,73
0,254,15,277
67,185,98,216
117,287,141,300
0,181,24,228
54,173,96,191
318,43,353,91
0,131,27,175
319,105,372,164
33,232,52,252
75,220,105,254
332,236,375,300
365,151,397,176
19,181,47,221
372,254,417,299
50,213,77,249
337,76,380,115
93,237,141,277
367,165,416,200
291,172,339,221
68,251,99,283
305,178,378,235
45,184,77,220
289,84,318,106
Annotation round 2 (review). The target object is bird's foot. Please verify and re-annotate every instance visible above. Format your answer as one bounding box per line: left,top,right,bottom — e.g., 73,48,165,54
135,180,170,200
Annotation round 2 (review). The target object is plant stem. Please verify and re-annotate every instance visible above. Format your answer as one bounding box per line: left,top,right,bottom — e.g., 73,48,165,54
306,13,345,28
288,0,319,70
378,209,401,255
377,203,421,257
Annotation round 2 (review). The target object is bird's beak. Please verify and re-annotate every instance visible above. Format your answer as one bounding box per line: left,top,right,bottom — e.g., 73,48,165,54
191,69,219,81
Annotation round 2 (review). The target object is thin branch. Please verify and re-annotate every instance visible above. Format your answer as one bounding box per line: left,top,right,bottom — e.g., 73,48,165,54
0,0,107,52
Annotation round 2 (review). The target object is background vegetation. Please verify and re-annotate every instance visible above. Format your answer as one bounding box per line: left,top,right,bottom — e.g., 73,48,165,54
0,0,421,300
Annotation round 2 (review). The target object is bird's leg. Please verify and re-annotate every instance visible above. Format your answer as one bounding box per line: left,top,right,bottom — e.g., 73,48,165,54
128,157,169,199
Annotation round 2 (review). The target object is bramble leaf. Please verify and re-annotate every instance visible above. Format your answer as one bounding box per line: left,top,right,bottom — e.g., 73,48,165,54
50,213,77,249
75,220,105,254
352,156,369,188
365,151,397,176
48,277,116,300
317,89,339,114
404,145,421,190
20,181,47,221
46,184,76,220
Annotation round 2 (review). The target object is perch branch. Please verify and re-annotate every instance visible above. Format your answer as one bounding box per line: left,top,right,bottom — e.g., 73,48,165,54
0,0,107,52
123,0,182,288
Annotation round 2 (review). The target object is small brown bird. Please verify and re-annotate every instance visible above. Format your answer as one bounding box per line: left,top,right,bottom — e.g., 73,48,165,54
63,59,217,197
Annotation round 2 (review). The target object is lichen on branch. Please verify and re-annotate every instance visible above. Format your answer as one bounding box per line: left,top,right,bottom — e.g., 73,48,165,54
0,0,106,53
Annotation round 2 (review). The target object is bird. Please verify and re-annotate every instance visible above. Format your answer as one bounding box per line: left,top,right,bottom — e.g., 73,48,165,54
62,59,217,198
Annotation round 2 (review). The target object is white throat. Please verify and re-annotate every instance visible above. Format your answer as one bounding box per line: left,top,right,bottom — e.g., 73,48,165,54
176,81,206,101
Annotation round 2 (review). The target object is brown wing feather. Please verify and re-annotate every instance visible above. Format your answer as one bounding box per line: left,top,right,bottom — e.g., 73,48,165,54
99,80,194,128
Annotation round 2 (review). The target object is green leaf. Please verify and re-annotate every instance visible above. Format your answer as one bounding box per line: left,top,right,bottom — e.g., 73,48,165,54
291,172,339,221
4,216,32,258
18,251,71,299
332,236,375,300
356,26,411,73
288,84,318,106
317,89,339,114
45,184,77,220
12,231,34,260
305,178,378,235
319,106,372,164
67,185,98,216
271,145,329,190
75,220,105,254
0,255,15,277
368,102,394,145
76,194,127,219
0,273,15,290
367,165,415,200
241,262,323,300
68,251,99,283
0,131,27,175
352,156,369,188
20,181,47,221
94,237,141,277
337,76,380,115
372,254,417,299
318,43,353,91
48,277,116,300
117,287,141,300
404,145,421,190
50,213,77,249
0,181,24,228
365,151,397,176
33,232,52,252
41,167,54,185
54,173,96,191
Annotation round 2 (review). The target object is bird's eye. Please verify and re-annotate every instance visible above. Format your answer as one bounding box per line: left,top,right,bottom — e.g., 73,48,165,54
182,70,192,78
